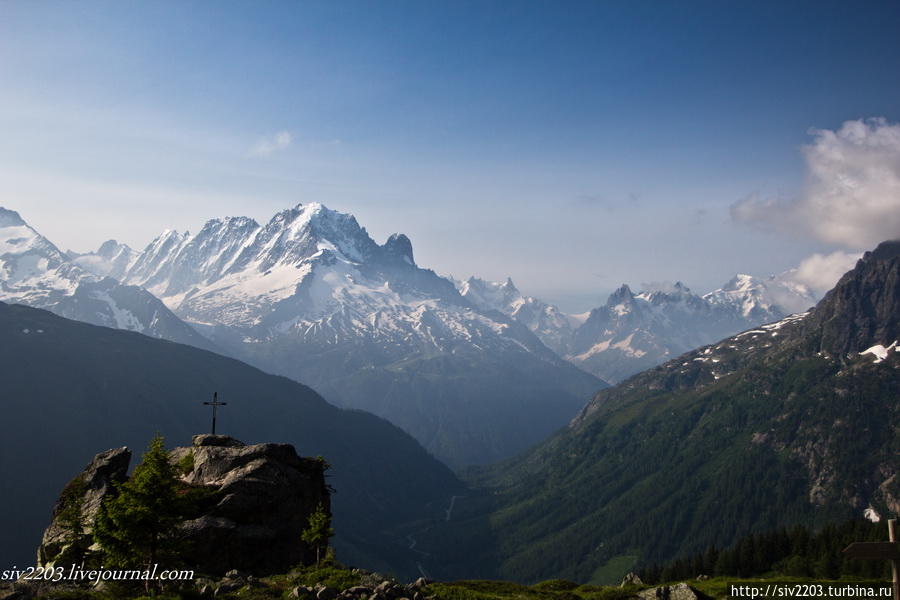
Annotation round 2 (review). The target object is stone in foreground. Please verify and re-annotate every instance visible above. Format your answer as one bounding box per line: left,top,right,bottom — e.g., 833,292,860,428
36,435,330,576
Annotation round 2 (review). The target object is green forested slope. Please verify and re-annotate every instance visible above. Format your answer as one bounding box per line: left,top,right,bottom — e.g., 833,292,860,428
421,242,900,584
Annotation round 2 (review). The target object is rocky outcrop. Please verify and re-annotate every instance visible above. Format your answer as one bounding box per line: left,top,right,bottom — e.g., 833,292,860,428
636,583,700,600
805,239,900,355
36,436,329,576
36,447,130,567
171,434,330,575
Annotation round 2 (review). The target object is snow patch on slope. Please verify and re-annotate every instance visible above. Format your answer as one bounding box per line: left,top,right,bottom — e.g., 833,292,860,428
859,341,898,364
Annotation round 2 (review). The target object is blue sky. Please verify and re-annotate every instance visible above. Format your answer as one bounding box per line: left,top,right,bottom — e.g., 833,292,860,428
2,1,899,311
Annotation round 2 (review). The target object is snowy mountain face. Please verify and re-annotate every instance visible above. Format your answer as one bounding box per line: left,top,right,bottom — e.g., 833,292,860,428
568,277,816,383
84,203,603,467
457,276,575,354
0,207,211,349
68,239,139,280
702,273,816,320
460,273,817,385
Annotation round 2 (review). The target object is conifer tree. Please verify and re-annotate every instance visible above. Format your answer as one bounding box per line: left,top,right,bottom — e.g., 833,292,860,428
93,434,182,570
301,502,334,565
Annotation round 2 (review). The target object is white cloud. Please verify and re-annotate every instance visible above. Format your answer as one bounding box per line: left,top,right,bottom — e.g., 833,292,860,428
732,117,900,249
788,250,861,297
250,130,293,157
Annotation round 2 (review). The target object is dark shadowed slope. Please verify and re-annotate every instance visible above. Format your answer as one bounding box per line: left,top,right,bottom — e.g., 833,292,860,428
0,302,464,578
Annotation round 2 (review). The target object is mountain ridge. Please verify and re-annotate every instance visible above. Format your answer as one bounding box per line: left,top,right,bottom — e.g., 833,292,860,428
459,271,816,384
0,207,216,351
71,203,605,466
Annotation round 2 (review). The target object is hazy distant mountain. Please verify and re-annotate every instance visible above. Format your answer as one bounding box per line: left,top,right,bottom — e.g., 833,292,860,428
75,203,604,466
462,273,816,384
0,207,213,350
68,239,139,280
424,241,898,584
568,276,816,383
457,276,577,355
0,301,463,579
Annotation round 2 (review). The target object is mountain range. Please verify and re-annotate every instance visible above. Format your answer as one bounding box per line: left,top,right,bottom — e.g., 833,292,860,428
59,204,603,466
2,203,822,466
417,240,899,583
458,272,816,384
2,199,896,584
0,208,214,351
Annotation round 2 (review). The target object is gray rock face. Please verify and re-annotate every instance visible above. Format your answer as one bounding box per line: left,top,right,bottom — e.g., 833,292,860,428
37,437,329,576
191,434,245,448
170,435,330,575
36,447,130,567
804,240,900,355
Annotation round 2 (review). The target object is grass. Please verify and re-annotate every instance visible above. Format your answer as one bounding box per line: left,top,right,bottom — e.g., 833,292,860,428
18,562,892,600
589,555,638,586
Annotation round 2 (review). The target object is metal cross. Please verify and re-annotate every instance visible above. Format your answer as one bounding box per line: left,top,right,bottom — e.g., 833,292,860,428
203,392,227,435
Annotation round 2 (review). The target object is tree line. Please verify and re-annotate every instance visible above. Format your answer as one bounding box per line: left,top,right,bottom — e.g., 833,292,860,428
639,518,893,583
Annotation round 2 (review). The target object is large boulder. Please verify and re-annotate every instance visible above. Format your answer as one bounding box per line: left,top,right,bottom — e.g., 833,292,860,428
36,447,130,567
172,434,330,575
36,436,329,576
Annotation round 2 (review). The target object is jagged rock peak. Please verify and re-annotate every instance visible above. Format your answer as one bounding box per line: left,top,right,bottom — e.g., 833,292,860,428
0,207,27,227
807,239,900,355
868,239,900,261
609,283,636,301
275,202,360,233
722,273,759,291
383,233,415,264
96,239,124,257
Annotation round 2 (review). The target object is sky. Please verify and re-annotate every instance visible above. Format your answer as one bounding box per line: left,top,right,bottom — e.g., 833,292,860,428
1,1,899,312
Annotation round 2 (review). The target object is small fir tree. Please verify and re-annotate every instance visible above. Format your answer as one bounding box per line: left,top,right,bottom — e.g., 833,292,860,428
301,502,334,565
93,434,182,571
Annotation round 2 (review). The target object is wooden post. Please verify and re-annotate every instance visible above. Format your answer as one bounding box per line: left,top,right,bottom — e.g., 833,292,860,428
889,519,898,600
843,518,900,600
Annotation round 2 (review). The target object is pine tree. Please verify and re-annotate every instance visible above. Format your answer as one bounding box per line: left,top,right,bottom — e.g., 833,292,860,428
301,502,334,565
93,434,183,571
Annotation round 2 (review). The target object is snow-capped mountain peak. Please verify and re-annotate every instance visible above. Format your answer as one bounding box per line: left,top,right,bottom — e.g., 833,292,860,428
704,272,816,318
457,275,574,354
101,204,445,327
0,207,212,349
69,239,139,280
0,207,27,228
74,203,603,465
0,207,65,263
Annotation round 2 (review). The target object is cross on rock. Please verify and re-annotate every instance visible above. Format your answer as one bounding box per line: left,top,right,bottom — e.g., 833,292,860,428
203,392,227,435
843,518,899,600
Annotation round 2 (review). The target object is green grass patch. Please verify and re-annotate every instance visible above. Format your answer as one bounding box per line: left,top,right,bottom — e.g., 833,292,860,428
589,555,637,586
